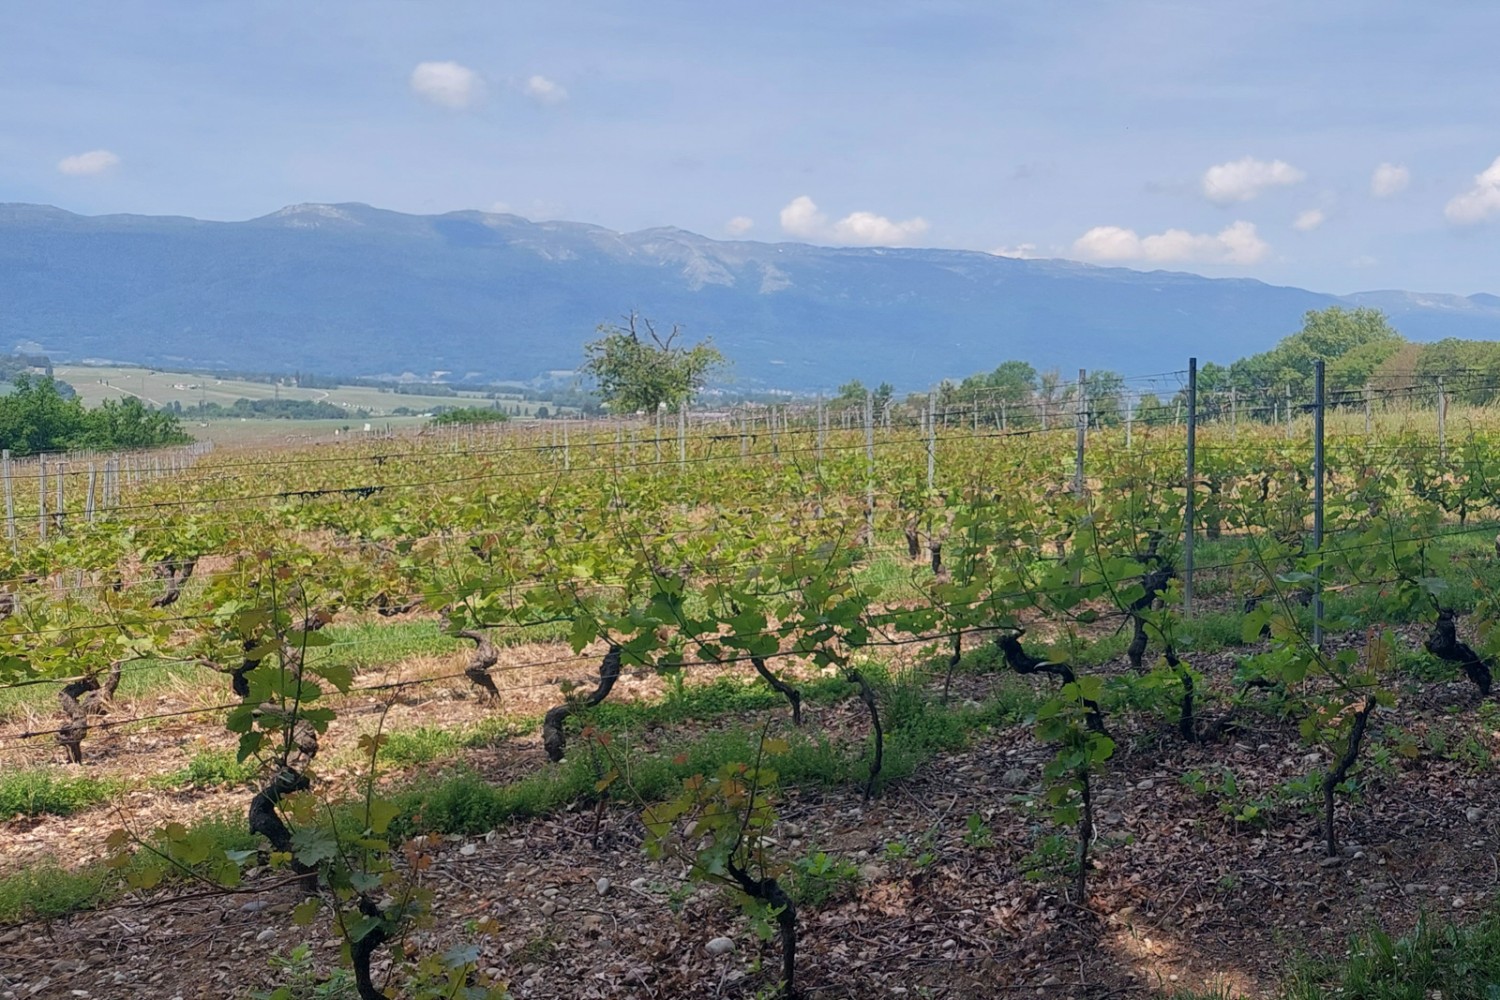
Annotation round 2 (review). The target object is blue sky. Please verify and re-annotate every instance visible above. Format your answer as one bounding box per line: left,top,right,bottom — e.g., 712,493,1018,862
4,1,1498,294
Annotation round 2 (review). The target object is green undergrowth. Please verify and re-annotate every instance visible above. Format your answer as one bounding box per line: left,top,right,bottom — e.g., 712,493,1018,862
0,813,255,924
405,666,1041,835
0,665,1038,923
158,749,260,789
1285,909,1500,1000
377,715,521,767
1176,906,1500,1000
0,768,123,817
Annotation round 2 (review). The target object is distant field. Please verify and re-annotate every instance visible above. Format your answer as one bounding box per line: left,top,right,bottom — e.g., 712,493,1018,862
178,414,434,445
54,365,553,419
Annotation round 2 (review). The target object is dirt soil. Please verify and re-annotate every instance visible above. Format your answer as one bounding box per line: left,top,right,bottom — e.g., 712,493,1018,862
4,638,1500,999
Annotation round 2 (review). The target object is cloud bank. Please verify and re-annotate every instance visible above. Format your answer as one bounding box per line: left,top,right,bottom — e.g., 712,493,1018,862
410,61,482,108
1445,156,1500,224
1201,157,1305,203
57,149,119,176
523,75,567,105
1371,163,1410,198
779,196,928,246
1073,220,1268,265
1293,208,1326,232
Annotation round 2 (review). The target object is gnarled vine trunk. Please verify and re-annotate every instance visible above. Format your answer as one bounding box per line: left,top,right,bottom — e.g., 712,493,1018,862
995,631,1107,734
751,655,802,726
56,660,122,764
726,860,798,999
1425,608,1493,696
846,669,883,800
542,644,623,762
459,629,500,699
1322,698,1376,858
350,896,391,1000
1125,564,1175,671
149,556,197,608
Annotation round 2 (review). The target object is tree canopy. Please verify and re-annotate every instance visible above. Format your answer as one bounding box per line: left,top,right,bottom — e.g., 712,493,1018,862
581,315,726,414
0,375,190,455
1231,306,1403,394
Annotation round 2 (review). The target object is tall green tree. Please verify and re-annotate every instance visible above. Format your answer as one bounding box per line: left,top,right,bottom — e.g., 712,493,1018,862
1083,369,1126,427
581,314,727,414
1232,306,1403,395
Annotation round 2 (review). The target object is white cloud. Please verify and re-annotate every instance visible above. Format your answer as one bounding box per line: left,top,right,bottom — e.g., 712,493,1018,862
990,243,1039,259
1445,155,1500,225
1293,208,1326,232
410,61,482,108
523,74,568,105
56,149,119,176
1072,220,1269,265
1201,157,1306,204
1371,163,1410,198
778,195,928,246
725,216,754,236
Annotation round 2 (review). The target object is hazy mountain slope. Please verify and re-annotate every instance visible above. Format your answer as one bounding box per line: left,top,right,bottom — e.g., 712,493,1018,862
2,202,1497,388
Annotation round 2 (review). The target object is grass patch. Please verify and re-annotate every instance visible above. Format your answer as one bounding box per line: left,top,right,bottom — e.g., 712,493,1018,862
0,811,255,923
380,715,519,767
0,864,110,923
0,658,208,719
160,749,259,789
1283,910,1500,1000
0,769,121,817
320,620,461,671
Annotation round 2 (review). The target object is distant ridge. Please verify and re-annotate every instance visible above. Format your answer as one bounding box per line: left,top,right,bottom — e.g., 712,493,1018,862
2,202,1498,388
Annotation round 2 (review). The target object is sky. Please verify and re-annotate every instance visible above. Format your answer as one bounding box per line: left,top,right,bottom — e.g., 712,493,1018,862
3,0,1498,295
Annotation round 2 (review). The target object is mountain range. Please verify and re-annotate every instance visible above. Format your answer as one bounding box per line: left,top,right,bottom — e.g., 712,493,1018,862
3,201,1498,390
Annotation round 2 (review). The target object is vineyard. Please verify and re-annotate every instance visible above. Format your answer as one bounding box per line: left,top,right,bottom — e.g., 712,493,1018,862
7,366,1500,999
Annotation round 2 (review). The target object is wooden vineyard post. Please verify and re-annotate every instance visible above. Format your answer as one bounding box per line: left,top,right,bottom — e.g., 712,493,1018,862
1184,358,1197,617
86,465,97,523
864,391,875,547
37,455,46,543
1364,383,1372,435
1313,360,1326,650
1438,375,1448,461
1125,396,1133,451
926,391,935,491
1073,368,1086,498
55,462,64,534
678,405,687,468
816,393,825,464
1285,384,1293,439
2,450,12,553
1230,386,1238,440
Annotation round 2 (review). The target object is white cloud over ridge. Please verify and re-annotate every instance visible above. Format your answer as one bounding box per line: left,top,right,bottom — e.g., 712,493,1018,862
1445,155,1500,224
410,61,482,108
1073,220,1268,265
57,149,119,176
991,243,1039,259
523,75,567,105
1293,208,1325,232
1371,163,1410,198
779,195,927,246
725,216,754,236
1201,157,1305,203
